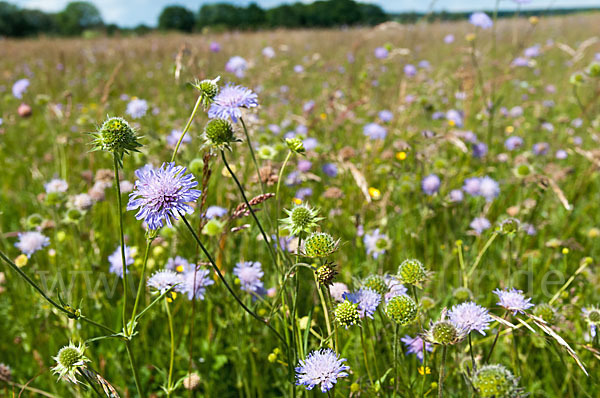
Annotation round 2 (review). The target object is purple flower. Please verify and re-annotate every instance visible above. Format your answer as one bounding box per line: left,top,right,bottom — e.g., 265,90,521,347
511,57,530,67
404,64,417,77
262,46,275,58
363,123,387,140
108,245,134,277
45,178,68,193
295,349,349,393
329,282,349,302
147,269,181,294
448,302,492,335
374,47,389,59
363,228,389,259
470,217,491,235
524,44,541,58
384,275,408,303
233,261,264,293
449,189,464,202
12,78,30,99
295,187,313,200
15,231,50,257
421,174,441,195
472,142,488,158
444,34,454,44
127,163,201,230
126,98,148,119
479,176,500,202
505,136,523,151
343,288,381,319
297,159,312,172
532,142,549,156
469,12,493,29
303,137,318,151
322,163,338,177
293,65,304,73
463,177,481,196
225,56,248,78
494,288,534,314
177,268,214,300
166,256,192,273
208,84,258,123
166,129,190,148
555,149,568,159
446,109,464,127
378,110,393,122
205,205,227,219
210,42,221,52
303,100,315,113
401,335,433,362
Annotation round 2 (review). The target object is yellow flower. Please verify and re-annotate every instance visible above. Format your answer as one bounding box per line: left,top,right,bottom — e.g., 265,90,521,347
588,227,600,238
466,33,476,42
320,113,327,120
448,119,456,127
562,248,569,255
419,366,431,375
529,16,539,25
15,254,28,268
396,151,407,161
293,197,302,205
167,292,177,302
368,187,381,200
505,125,514,133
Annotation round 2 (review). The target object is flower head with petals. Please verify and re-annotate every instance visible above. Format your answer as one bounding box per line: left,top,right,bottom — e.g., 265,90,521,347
295,349,350,393
208,84,258,123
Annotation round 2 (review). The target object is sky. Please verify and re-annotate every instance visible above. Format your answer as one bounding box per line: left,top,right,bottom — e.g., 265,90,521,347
15,0,600,28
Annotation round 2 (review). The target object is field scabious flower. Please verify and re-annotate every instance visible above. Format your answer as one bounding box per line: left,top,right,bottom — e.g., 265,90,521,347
166,129,191,148
205,205,227,219
329,282,349,302
479,176,500,201
582,306,600,337
12,78,29,99
127,163,201,230
470,217,491,235
401,335,433,362
44,178,68,193
505,136,524,151
280,203,322,237
494,288,534,314
398,259,427,286
472,364,522,398
448,302,492,335
374,47,389,59
386,294,418,325
295,349,349,393
108,245,134,277
225,56,248,78
166,256,192,273
91,116,142,161
51,342,89,384
469,12,493,29
126,98,148,119
192,76,220,108
363,122,387,140
421,174,440,195
178,268,214,300
208,84,258,123
233,261,264,293
343,288,381,319
15,231,50,257
147,269,181,294
363,228,390,259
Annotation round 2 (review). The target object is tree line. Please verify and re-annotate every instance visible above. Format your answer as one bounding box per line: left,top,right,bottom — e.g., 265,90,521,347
0,0,598,38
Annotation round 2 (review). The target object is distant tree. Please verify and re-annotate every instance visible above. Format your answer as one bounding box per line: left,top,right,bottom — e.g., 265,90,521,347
244,3,266,28
0,2,24,36
21,9,57,35
358,3,388,25
266,4,303,28
56,1,103,36
158,5,195,32
197,3,242,29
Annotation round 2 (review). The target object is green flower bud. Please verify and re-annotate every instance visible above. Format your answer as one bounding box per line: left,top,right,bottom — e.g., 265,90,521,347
363,275,388,295
26,213,44,228
280,204,322,237
189,158,204,175
398,259,427,286
315,262,337,286
302,232,338,258
51,342,89,384
202,219,225,236
385,294,418,325
258,145,278,160
286,137,305,154
452,287,472,302
335,300,360,329
203,118,238,150
91,117,142,164
586,62,600,78
570,71,585,86
533,303,556,323
192,76,220,108
500,218,520,235
472,364,521,398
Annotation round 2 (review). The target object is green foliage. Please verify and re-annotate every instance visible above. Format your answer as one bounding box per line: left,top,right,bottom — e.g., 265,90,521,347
158,5,195,32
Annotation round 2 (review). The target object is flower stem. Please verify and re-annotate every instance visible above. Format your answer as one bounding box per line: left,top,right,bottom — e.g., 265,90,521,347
314,274,333,349
171,95,203,163
113,153,128,333
469,333,476,372
180,214,287,346
125,341,143,397
129,238,152,334
394,324,399,397
165,298,175,395
220,150,278,269
360,326,374,386
438,345,447,398
467,232,498,279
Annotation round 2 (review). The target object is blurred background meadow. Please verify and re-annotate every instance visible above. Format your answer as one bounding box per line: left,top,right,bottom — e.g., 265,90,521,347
1,0,600,397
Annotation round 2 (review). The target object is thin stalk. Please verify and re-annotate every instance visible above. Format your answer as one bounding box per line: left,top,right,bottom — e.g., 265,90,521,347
469,334,476,372
485,311,507,363
125,341,143,397
275,150,293,268
394,324,399,397
438,345,448,398
314,274,333,349
241,117,267,199
171,95,203,163
180,214,287,345
221,150,278,268
467,232,498,279
113,153,128,332
165,298,175,395
129,238,152,334
360,326,374,386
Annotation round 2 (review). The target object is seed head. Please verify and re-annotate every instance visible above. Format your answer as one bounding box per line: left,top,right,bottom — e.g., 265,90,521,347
452,287,473,302
91,117,141,163
52,342,90,384
471,364,521,398
315,262,337,286
586,62,600,78
363,275,388,295
302,232,339,258
398,259,427,286
281,203,322,237
500,218,520,235
533,303,556,323
192,76,220,108
334,300,360,329
286,137,305,154
203,118,238,150
385,294,418,325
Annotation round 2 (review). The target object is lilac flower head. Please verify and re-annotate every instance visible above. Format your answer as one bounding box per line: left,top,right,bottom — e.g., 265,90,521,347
463,177,481,196
15,231,50,257
209,42,221,52
524,44,541,58
378,110,393,122
126,98,148,119
322,163,338,177
479,176,500,202
166,129,190,148
205,205,227,219
233,261,264,293
404,64,417,77
343,288,381,319
421,174,441,195
470,217,491,235
262,46,275,58
401,335,433,362
363,228,390,259
511,57,529,67
494,288,534,314
446,109,464,127
147,269,181,294
533,142,550,156
448,302,492,335
329,282,349,302
177,268,214,300
295,349,349,393
449,189,464,202
12,78,29,99
108,245,134,277
45,178,68,194
225,56,248,78
363,123,387,140
208,84,258,123
469,12,493,29
444,34,454,44
374,47,389,59
384,275,408,303
555,149,568,159
472,142,488,158
127,163,201,230
505,136,524,151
